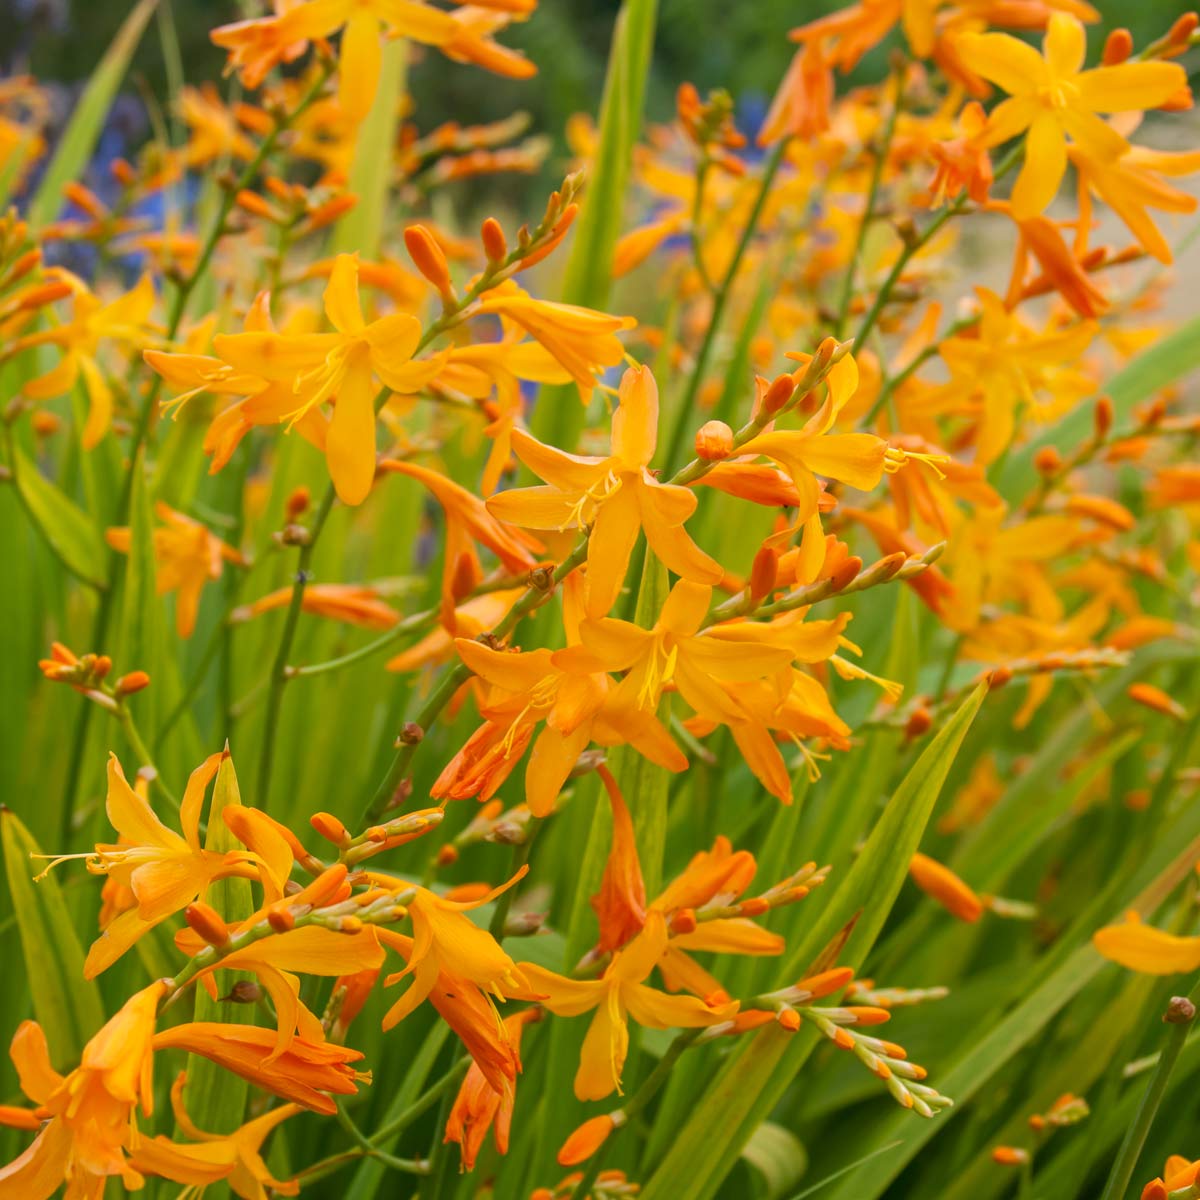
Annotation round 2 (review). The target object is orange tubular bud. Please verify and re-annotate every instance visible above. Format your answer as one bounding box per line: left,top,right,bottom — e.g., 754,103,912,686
796,967,854,1000
695,419,734,460
267,908,296,933
992,1146,1030,1166
987,666,1013,691
1094,395,1114,439
236,189,275,219
519,203,578,268
311,812,352,848
1065,494,1135,532
763,374,797,414
481,216,508,263
830,556,863,592
843,1006,891,1026
31,411,61,437
748,547,778,602
909,852,985,922
436,844,459,867
404,224,452,294
9,249,40,282
114,670,151,697
111,158,136,187
1168,13,1199,48
1102,28,1133,64
285,486,310,521
670,907,697,935
185,902,231,947
306,195,357,230
558,1114,617,1166
1128,682,1187,721
777,1008,801,1032
737,896,770,917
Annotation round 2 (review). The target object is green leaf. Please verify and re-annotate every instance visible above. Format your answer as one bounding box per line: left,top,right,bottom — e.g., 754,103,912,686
1,808,104,1066
742,1123,808,1199
638,684,986,1200
179,748,254,1137
27,0,158,228
120,450,165,741
330,38,407,258
8,445,108,589
530,0,657,450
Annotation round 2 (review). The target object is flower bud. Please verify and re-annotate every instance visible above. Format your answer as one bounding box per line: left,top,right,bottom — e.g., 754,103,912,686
694,419,734,460
748,547,778,601
114,671,151,697
1102,28,1133,64
236,189,276,220
904,706,933,740
558,1114,618,1166
1127,682,1187,721
481,216,508,264
670,907,697,935
992,1147,1029,1166
436,844,459,867
777,1008,801,1032
1094,395,1113,439
1033,446,1061,475
267,907,295,933
311,812,352,847
185,902,231,947
762,374,797,414
31,411,60,437
404,224,452,294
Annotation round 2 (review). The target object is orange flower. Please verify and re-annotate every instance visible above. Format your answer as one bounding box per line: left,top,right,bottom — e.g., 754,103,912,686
0,982,189,1198
488,365,720,618
519,912,736,1100
152,1023,368,1114
106,503,243,638
37,753,261,977
381,458,542,629
1094,913,1200,975
444,1008,540,1171
131,1073,301,1200
239,582,400,630
213,254,446,504
379,869,532,1028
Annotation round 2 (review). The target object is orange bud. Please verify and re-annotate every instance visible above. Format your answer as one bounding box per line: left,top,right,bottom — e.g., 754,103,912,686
111,158,136,187
1168,12,1199,47
114,671,151,697
987,666,1013,691
1028,1114,1046,1132
267,907,295,933
904,707,933,740
737,897,770,917
829,556,862,592
796,967,854,1000
777,1008,801,1032
909,852,984,922
338,915,364,934
9,249,40,283
991,1146,1030,1166
481,216,508,263
1094,395,1114,439
748,547,778,602
63,182,105,219
519,203,577,268
404,225,452,293
31,411,61,437
436,844,459,867
311,812,351,847
695,419,734,460
285,486,310,521
1128,682,1187,721
236,189,275,219
1033,446,1062,475
450,551,481,603
1102,28,1133,64
1065,493,1135,531
185,902,230,947
843,1006,891,1026
558,1114,616,1166
762,374,797,414
306,194,357,230
669,908,698,935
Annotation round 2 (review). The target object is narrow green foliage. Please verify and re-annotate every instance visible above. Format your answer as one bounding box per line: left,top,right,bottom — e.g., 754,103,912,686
1,809,104,1066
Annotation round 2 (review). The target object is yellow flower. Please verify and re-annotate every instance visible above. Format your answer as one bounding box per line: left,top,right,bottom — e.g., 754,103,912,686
488,365,721,618
519,912,736,1100
960,12,1186,218
213,253,445,504
15,272,156,448
107,503,243,638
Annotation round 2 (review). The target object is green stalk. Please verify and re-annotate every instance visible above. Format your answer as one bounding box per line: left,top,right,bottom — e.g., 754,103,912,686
256,484,337,809
1098,989,1198,1200
663,136,790,474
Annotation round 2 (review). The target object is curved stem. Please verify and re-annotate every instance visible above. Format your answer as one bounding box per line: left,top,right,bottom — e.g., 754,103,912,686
256,484,337,809
663,135,791,474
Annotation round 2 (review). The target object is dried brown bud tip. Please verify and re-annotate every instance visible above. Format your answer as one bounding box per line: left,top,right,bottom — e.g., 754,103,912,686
399,722,424,746
1164,996,1196,1025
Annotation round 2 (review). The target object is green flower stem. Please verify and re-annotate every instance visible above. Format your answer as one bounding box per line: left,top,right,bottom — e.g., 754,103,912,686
1098,988,1199,1200
663,135,791,474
